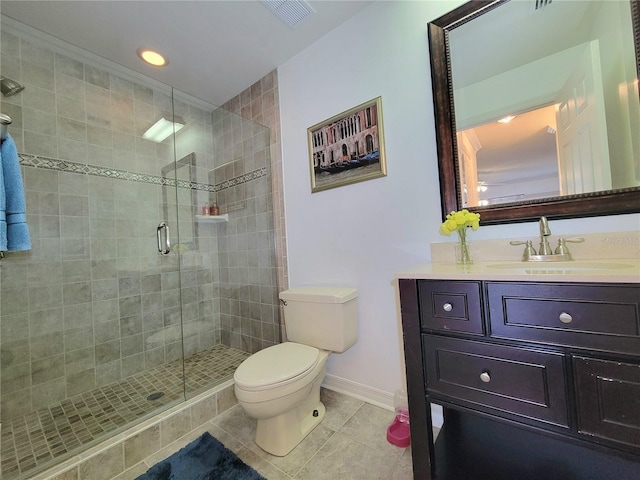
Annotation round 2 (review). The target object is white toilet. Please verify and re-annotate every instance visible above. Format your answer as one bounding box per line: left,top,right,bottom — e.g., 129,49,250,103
234,286,358,456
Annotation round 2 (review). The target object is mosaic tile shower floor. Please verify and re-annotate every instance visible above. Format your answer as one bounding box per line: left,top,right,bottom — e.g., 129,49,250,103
0,345,249,480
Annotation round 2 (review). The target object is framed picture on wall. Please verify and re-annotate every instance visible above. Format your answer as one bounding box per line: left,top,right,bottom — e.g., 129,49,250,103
307,96,387,193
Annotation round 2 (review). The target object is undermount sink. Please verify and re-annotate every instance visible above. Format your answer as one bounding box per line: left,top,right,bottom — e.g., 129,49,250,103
486,261,634,271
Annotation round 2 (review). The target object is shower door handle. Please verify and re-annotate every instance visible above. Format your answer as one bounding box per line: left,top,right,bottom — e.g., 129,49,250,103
157,222,171,255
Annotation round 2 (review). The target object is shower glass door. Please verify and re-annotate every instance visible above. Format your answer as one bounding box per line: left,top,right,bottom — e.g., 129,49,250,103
0,19,187,478
1,13,278,480
171,94,277,402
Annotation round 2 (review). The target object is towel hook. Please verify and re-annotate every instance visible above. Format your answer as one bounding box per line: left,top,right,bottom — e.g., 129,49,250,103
0,113,12,141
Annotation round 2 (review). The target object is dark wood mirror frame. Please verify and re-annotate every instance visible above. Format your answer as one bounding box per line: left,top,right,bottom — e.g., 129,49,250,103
429,0,640,225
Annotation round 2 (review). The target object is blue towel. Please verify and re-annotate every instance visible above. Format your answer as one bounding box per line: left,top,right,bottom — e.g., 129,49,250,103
0,136,5,250
0,134,31,252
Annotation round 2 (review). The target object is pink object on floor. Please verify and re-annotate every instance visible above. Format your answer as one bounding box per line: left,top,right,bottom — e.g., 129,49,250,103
386,416,411,448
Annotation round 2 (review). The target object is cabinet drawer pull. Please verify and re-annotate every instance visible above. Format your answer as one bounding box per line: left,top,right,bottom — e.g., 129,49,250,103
443,303,453,312
559,312,573,324
480,371,491,383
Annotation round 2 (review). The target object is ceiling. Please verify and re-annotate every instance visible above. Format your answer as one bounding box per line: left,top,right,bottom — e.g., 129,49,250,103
449,0,596,89
1,0,373,106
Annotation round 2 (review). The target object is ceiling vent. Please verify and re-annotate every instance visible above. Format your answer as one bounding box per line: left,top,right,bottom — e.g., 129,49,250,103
531,0,553,12
262,0,315,29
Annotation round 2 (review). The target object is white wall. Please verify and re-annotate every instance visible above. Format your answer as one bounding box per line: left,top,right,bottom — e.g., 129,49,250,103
278,0,640,406
455,45,583,130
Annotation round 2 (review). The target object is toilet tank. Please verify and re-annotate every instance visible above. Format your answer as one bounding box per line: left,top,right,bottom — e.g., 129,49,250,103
279,286,358,353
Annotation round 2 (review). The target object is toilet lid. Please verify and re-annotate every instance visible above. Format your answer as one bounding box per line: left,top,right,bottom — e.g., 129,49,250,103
234,342,320,390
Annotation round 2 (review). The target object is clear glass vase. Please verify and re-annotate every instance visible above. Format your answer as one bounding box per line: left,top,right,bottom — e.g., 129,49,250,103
455,238,473,265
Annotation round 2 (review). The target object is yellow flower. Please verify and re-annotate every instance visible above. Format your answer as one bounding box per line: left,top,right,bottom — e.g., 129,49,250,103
445,218,457,231
453,211,467,225
439,209,481,239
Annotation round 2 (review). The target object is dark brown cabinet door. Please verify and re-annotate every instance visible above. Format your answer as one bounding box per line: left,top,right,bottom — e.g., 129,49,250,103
487,283,640,355
418,281,484,334
423,335,569,427
574,356,640,451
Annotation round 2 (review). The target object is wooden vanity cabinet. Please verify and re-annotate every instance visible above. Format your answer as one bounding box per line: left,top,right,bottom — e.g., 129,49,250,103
574,356,640,449
399,278,640,480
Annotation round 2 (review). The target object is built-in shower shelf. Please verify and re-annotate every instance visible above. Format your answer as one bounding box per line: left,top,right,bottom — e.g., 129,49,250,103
195,214,229,223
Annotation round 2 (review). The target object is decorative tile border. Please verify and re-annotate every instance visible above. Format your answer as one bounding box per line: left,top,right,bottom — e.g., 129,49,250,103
215,168,268,191
18,153,267,193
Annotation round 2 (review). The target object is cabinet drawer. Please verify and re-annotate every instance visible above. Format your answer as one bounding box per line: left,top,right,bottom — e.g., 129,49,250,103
423,335,568,427
574,356,640,451
418,281,483,334
487,283,640,355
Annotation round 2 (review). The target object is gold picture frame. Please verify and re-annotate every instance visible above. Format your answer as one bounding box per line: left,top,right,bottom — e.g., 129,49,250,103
308,97,387,193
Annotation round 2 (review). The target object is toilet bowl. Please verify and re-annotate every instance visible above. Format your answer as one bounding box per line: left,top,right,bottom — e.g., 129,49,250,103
234,342,329,456
234,286,358,457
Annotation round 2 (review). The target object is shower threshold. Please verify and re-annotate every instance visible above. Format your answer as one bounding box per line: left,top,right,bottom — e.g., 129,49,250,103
1,344,249,480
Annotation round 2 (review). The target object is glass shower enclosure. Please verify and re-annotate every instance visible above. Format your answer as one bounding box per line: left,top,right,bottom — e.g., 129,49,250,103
0,16,279,480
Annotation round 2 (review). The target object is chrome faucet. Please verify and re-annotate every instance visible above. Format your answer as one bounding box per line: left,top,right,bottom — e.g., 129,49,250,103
510,217,584,262
538,216,553,256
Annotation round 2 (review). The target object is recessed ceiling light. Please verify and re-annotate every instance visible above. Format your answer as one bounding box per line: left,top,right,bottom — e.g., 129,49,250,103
497,115,516,124
137,49,167,67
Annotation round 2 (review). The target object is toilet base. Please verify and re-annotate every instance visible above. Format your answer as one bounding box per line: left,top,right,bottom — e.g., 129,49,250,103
256,400,325,457
254,379,326,457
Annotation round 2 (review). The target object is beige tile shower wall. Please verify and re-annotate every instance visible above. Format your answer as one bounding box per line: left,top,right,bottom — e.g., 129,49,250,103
221,70,289,342
0,24,222,419
1,33,173,173
211,92,280,354
213,205,281,353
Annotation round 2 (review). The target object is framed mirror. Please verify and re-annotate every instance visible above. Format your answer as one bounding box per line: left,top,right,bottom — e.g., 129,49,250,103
429,0,640,224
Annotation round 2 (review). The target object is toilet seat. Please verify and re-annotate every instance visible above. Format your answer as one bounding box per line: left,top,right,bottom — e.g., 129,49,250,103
234,342,320,391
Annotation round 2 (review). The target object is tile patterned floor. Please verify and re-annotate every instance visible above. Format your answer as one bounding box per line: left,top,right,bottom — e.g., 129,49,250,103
1,345,249,480
118,388,430,480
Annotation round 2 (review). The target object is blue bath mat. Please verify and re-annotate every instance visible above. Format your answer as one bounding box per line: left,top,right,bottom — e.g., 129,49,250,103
136,432,266,480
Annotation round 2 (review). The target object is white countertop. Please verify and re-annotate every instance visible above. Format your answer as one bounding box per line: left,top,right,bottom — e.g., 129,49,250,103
396,259,640,283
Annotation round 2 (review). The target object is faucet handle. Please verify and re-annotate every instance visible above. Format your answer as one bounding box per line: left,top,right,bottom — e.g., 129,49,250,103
510,240,536,261
555,238,569,255
554,237,585,257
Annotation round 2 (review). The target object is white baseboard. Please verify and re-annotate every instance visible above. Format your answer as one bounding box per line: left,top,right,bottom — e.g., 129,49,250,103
322,374,395,411
322,374,444,428
431,404,444,428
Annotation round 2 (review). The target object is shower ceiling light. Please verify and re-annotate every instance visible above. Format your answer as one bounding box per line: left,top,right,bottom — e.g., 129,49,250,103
137,49,167,67
143,117,185,143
